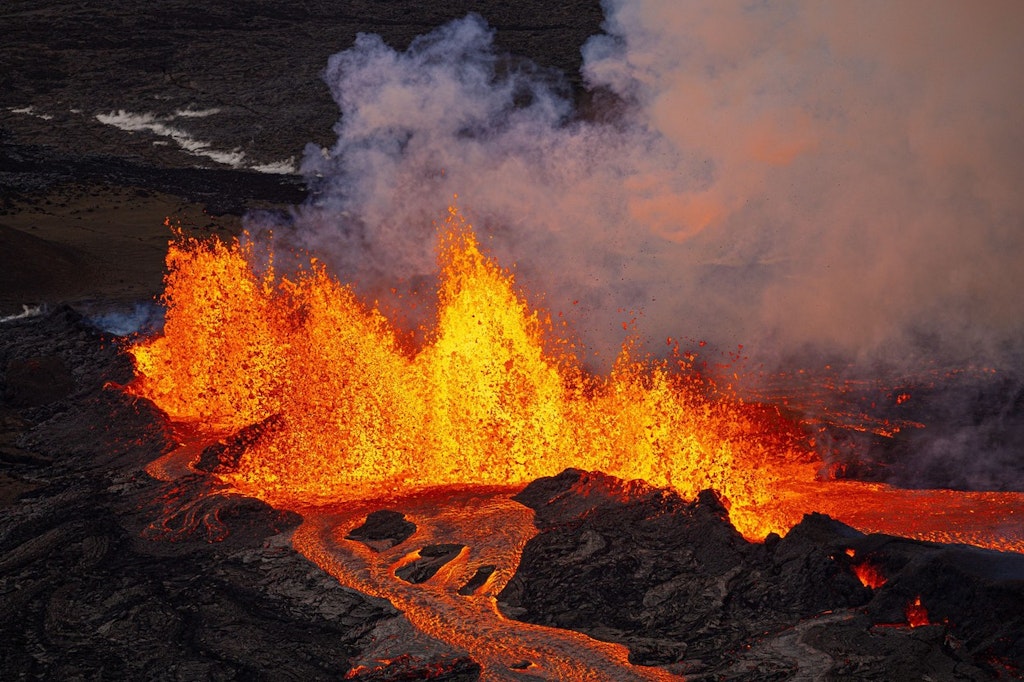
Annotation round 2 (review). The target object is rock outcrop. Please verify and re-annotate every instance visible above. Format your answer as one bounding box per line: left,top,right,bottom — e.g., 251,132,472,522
499,468,1024,679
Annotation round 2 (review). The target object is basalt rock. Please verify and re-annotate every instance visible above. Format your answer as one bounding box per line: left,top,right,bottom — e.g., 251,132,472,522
3,355,75,407
346,509,418,552
500,468,1024,679
195,414,285,475
396,544,466,584
458,565,496,596
0,309,480,680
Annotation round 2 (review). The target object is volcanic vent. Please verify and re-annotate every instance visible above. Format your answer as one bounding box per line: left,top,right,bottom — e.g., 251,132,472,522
128,204,819,540
119,204,1024,679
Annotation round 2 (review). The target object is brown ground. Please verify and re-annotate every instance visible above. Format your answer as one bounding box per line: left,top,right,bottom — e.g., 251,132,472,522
0,183,245,316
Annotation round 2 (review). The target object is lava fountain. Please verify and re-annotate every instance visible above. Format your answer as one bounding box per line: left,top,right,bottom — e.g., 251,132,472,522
128,203,1023,677
129,204,821,540
129,204,1024,550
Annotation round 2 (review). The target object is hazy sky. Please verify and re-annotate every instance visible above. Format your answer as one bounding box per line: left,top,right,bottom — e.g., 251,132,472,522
277,0,1024,372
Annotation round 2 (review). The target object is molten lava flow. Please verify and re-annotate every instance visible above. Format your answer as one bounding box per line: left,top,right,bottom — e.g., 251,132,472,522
129,205,816,540
906,596,930,628
131,202,1024,678
793,482,1024,554
293,488,679,681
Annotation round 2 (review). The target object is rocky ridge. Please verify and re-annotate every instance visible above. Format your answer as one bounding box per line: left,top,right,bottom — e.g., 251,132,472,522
498,468,1024,680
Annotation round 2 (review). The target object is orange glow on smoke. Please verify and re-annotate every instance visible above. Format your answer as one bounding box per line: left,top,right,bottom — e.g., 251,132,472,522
128,205,817,540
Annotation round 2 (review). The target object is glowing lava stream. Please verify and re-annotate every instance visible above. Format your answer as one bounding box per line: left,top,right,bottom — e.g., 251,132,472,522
144,442,679,678
783,481,1024,554
293,490,679,681
143,437,1024,679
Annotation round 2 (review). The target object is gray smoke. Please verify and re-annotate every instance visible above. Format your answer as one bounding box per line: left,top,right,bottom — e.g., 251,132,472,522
265,2,1024,376
246,2,1024,489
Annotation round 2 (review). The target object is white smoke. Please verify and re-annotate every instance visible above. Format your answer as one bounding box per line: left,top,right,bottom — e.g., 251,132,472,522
96,110,298,174
263,2,1024,375
0,305,45,324
85,302,165,337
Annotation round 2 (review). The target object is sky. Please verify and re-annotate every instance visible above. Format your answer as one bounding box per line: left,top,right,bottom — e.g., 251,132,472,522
263,0,1024,376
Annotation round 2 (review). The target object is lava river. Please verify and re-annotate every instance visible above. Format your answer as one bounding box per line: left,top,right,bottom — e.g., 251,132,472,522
295,489,679,681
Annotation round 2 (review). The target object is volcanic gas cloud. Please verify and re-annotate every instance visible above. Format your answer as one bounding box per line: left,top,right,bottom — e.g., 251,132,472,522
243,3,1024,495
129,205,817,540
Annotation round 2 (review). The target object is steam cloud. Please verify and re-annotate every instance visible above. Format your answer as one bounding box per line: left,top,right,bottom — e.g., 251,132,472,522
246,0,1024,489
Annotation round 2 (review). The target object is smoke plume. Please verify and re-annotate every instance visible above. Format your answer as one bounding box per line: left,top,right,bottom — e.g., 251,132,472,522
262,1,1023,378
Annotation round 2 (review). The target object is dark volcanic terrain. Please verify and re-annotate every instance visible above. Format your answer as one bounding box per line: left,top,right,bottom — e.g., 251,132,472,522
500,469,1024,679
3,2,1024,680
3,309,1023,679
2,0,602,171
0,308,480,680
1,0,603,314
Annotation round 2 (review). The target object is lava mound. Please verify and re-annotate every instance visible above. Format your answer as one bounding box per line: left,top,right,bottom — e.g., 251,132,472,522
499,468,1024,679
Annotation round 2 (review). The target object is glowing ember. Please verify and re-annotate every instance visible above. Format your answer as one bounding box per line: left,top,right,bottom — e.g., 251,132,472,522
906,595,930,628
128,205,815,540
851,561,886,589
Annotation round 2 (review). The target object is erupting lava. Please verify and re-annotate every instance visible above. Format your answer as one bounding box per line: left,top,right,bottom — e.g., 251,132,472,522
129,203,1024,555
129,204,817,540
906,596,930,628
129,202,1024,677
851,559,886,590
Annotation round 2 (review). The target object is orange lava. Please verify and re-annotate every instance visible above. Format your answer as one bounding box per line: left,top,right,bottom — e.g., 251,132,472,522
790,481,1024,554
127,203,1024,681
292,487,679,680
128,205,815,540
128,204,1024,553
851,561,886,589
906,595,930,628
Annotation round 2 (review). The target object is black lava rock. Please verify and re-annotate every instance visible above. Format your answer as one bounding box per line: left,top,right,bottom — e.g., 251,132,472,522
346,509,418,552
395,544,466,584
499,468,1024,679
